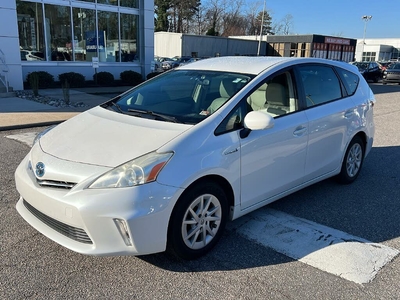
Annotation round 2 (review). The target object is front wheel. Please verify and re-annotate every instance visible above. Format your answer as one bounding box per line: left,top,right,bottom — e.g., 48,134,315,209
167,181,228,260
336,136,365,184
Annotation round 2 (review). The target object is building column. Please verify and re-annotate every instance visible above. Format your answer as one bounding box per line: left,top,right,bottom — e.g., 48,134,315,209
141,0,154,77
0,0,23,90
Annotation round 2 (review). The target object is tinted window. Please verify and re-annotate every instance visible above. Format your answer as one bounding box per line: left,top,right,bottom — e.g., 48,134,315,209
335,67,359,96
388,63,400,69
299,65,342,107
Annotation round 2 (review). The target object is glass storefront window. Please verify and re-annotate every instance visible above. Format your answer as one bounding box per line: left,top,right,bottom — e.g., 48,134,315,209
120,0,138,8
72,8,96,61
97,0,118,6
97,11,119,62
44,4,72,61
17,1,139,63
17,1,46,61
120,13,138,62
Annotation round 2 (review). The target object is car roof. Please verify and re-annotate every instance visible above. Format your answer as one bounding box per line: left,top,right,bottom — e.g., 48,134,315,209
177,56,351,75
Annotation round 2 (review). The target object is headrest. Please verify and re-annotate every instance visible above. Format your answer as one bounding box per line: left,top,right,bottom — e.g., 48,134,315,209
266,83,288,106
219,79,236,98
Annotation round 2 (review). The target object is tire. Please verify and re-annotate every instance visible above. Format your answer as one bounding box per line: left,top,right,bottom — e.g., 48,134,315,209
336,136,365,184
167,181,228,260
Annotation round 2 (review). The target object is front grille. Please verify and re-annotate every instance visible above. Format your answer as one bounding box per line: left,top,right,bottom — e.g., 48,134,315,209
36,179,76,189
23,199,92,244
29,161,76,189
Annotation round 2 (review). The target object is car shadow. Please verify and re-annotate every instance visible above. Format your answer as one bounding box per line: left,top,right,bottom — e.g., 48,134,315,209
369,83,400,95
137,145,400,272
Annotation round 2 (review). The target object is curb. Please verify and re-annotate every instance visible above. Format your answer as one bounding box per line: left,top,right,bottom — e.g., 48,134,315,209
0,120,65,132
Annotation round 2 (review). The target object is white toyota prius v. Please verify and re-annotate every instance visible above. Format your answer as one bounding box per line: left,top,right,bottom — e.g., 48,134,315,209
15,57,376,260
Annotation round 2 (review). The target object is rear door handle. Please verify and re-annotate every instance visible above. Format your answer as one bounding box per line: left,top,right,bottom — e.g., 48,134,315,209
344,110,354,119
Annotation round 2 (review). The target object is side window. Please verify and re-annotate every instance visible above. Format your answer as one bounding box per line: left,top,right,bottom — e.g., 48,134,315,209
335,67,359,96
215,100,248,135
299,65,342,107
246,71,297,118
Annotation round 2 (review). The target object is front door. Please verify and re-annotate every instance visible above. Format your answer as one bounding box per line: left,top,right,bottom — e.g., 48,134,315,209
240,71,309,210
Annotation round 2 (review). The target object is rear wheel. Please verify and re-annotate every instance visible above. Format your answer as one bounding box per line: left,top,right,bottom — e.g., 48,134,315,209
167,181,228,260
336,136,365,184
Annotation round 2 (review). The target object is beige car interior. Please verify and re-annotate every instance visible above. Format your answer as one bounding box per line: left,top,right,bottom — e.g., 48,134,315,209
247,72,296,117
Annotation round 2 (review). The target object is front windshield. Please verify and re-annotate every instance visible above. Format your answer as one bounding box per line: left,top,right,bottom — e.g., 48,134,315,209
388,63,400,69
111,70,253,124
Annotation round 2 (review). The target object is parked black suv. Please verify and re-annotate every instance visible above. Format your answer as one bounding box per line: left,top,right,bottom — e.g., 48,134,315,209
352,61,382,82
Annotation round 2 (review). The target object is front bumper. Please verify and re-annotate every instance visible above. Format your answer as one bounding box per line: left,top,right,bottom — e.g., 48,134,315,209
15,154,183,256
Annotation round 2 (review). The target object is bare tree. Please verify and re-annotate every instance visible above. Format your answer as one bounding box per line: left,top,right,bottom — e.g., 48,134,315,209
154,0,279,37
190,3,208,35
246,2,262,36
203,0,226,36
167,0,200,33
273,14,294,35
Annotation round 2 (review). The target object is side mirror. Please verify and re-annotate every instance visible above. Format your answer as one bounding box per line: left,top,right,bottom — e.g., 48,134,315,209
240,111,274,138
244,110,274,130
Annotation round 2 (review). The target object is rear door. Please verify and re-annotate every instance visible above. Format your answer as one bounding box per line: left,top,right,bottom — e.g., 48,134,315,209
296,64,357,182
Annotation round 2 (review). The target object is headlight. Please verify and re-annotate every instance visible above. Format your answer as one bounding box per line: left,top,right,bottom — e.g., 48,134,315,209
88,151,173,189
32,125,57,146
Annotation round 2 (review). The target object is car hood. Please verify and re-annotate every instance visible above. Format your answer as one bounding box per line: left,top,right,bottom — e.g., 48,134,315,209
39,106,192,168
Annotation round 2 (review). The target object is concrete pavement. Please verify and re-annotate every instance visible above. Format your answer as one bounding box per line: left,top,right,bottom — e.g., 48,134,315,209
0,86,131,131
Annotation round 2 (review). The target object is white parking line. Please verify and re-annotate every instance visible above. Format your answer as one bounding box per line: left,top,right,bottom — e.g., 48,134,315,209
228,208,399,284
5,132,37,147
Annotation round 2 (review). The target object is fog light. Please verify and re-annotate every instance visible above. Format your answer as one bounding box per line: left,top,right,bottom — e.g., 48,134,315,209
114,218,133,246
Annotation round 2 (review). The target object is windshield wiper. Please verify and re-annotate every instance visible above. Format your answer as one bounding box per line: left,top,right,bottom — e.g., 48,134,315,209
103,99,124,113
127,108,179,123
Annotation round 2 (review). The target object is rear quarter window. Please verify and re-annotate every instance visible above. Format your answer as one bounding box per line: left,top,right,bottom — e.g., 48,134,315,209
335,67,359,96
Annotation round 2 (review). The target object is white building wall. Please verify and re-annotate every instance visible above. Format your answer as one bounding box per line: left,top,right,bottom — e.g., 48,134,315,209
0,0,23,90
154,32,182,58
155,32,266,58
356,38,400,61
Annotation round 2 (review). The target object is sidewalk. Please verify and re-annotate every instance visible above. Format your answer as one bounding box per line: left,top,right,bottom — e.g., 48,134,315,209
0,86,131,131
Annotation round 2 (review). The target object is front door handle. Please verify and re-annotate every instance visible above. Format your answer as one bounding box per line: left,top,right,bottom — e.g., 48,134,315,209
293,126,307,137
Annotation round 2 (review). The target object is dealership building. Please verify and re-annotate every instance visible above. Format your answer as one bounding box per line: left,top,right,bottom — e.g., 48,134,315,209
0,0,154,92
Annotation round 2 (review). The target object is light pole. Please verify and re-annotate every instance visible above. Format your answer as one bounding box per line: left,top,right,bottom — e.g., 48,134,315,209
361,15,372,61
257,0,266,56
